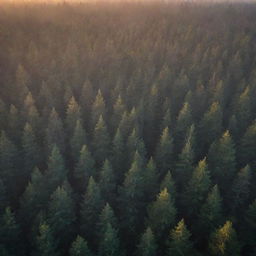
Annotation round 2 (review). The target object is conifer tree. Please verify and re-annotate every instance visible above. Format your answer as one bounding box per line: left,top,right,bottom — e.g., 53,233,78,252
229,165,251,213
155,127,173,177
147,188,176,236
175,125,195,188
22,123,41,176
46,145,67,192
70,120,87,164
240,121,256,168
245,200,256,247
199,185,223,234
46,108,65,154
99,160,116,204
0,207,21,256
66,96,81,135
92,115,110,165
144,158,158,202
80,177,104,240
112,128,126,183
35,222,58,256
209,221,240,256
175,102,193,152
166,219,194,256
97,203,118,240
184,158,211,217
98,223,121,256
8,104,21,143
19,168,46,227
0,179,7,213
74,145,95,192
208,131,236,192
70,236,93,256
119,151,145,232
16,64,30,105
199,101,223,153
137,227,157,256
48,186,76,251
92,90,106,128
112,95,125,131
160,171,176,198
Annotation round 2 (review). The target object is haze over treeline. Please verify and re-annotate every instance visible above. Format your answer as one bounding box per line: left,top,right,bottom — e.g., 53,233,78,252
0,1,256,256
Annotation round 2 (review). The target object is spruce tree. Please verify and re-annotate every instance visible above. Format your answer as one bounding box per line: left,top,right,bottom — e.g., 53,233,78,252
208,131,236,193
70,120,87,164
74,145,95,193
184,158,211,217
98,223,121,256
46,108,65,154
147,188,176,236
160,171,176,198
80,177,104,241
35,222,58,256
92,115,110,165
99,160,116,204
137,227,157,256
166,219,194,256
92,90,106,128
66,96,81,135
209,221,240,256
155,127,173,177
70,236,93,256
48,186,76,251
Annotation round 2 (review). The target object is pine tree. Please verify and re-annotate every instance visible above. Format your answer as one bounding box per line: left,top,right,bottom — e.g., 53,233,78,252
99,160,116,204
46,145,67,192
92,115,110,165
92,90,106,128
144,158,158,202
160,171,176,198
74,145,95,193
166,219,194,256
46,108,65,154
112,95,125,131
70,236,93,256
147,188,176,236
155,127,173,177
175,102,193,152
240,121,256,168
111,128,126,184
66,96,81,135
209,221,240,256
98,223,121,256
80,177,104,240
19,168,46,227
199,101,223,153
208,131,236,192
70,120,87,164
48,186,76,251
199,185,223,234
229,165,251,213
35,222,58,256
0,207,21,256
137,227,157,256
0,131,19,203
184,158,211,217
97,203,118,240
175,125,195,188
119,151,145,233
22,123,41,177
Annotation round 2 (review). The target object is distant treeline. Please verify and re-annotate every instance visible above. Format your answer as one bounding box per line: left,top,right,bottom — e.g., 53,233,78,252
0,2,256,256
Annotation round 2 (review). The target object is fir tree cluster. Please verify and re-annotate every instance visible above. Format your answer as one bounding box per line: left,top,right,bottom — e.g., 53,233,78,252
0,2,256,256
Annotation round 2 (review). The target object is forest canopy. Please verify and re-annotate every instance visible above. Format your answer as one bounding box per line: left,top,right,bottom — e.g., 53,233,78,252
0,1,256,256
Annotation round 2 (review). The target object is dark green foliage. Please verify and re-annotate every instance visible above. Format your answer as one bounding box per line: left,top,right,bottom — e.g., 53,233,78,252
70,236,93,256
209,221,240,256
80,177,104,240
166,219,195,256
35,222,59,256
74,145,95,192
147,188,176,236
137,227,157,256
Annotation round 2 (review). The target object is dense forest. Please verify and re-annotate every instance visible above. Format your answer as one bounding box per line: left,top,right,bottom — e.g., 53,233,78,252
0,2,256,256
